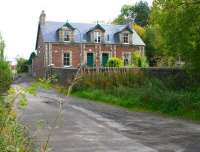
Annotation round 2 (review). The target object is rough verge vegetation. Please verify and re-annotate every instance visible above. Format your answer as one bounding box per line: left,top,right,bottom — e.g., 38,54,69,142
0,33,31,152
72,70,200,121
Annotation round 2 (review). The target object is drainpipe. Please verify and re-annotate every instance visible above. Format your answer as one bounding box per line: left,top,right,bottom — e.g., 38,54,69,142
75,28,82,67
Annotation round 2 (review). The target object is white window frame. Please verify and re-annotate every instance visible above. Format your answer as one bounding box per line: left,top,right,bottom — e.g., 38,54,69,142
122,33,129,44
94,32,101,43
64,31,70,42
123,52,131,66
63,52,72,67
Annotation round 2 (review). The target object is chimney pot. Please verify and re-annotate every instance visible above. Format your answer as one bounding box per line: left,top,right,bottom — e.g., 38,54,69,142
39,10,46,25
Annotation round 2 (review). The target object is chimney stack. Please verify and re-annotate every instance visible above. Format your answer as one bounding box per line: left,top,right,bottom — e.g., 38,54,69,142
39,10,46,25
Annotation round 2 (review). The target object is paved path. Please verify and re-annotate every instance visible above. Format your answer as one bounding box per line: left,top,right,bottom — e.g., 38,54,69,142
14,76,200,152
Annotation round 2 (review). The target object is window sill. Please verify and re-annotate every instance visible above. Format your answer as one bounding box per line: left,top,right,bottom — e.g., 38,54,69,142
63,65,72,68
122,43,130,45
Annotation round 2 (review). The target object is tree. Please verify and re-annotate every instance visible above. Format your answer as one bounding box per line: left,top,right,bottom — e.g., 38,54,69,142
0,33,5,60
16,57,28,73
113,1,150,27
133,1,150,27
27,52,36,65
151,0,200,76
144,25,167,66
133,24,145,39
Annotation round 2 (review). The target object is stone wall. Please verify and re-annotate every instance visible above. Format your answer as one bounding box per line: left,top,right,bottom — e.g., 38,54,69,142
141,68,186,80
50,67,78,85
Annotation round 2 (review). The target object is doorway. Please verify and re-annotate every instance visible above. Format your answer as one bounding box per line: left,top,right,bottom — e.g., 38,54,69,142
102,53,109,66
87,53,94,67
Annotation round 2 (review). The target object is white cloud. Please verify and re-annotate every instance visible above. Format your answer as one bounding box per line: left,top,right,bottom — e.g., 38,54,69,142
0,0,152,63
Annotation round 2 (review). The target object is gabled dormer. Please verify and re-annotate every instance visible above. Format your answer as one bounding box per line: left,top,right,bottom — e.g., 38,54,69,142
115,25,133,44
57,22,75,42
87,24,105,43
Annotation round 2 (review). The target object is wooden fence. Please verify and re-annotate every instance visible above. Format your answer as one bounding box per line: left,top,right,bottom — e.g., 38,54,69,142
48,67,185,85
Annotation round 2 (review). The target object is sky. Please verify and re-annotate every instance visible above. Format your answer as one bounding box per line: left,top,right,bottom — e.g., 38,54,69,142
0,0,152,64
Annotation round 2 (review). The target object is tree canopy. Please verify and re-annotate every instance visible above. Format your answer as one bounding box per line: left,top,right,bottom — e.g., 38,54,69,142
151,0,200,75
112,0,200,76
113,1,150,27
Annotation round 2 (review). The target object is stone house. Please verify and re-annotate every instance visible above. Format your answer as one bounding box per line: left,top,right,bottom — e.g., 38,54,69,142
33,11,145,78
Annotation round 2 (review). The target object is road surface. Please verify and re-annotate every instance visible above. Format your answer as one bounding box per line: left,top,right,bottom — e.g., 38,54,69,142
14,76,200,152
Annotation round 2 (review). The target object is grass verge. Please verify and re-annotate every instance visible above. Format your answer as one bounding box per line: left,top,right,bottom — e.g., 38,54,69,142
72,88,200,121
71,71,200,122
0,96,31,151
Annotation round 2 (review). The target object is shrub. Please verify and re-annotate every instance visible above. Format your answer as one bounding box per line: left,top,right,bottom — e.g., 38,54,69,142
73,70,146,91
0,60,12,95
132,52,149,68
107,57,123,67
16,57,28,73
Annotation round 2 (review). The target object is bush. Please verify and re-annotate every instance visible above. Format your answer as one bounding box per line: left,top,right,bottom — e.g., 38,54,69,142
73,70,146,91
132,52,149,68
0,60,12,95
107,57,123,67
16,58,28,73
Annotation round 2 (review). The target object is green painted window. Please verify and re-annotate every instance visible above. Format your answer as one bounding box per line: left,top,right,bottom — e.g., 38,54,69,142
102,53,109,66
87,53,94,66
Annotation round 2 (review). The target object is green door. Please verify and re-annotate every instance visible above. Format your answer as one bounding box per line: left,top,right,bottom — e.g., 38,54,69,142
102,53,109,66
87,53,94,66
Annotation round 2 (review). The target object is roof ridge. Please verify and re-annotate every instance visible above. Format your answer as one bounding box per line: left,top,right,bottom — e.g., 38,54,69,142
45,20,127,27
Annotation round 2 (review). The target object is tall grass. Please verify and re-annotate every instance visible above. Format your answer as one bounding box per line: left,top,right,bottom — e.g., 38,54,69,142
72,70,200,121
0,60,31,151
0,60,12,94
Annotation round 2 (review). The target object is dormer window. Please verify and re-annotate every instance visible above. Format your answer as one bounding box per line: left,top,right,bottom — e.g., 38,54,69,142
123,33,129,44
94,32,101,43
64,31,70,42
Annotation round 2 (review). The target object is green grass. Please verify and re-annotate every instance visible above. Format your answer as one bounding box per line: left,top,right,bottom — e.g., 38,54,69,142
0,60,12,95
72,89,147,112
72,88,200,121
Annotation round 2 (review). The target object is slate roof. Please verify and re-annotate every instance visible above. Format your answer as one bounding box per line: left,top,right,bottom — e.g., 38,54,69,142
40,21,145,46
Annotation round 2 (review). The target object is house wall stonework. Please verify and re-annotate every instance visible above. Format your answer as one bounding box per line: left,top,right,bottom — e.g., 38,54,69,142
33,37,144,78
49,43,140,68
32,30,46,78
116,46,138,59
52,44,80,67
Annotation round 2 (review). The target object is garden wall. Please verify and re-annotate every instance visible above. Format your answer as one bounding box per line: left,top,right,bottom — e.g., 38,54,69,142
50,67,78,85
